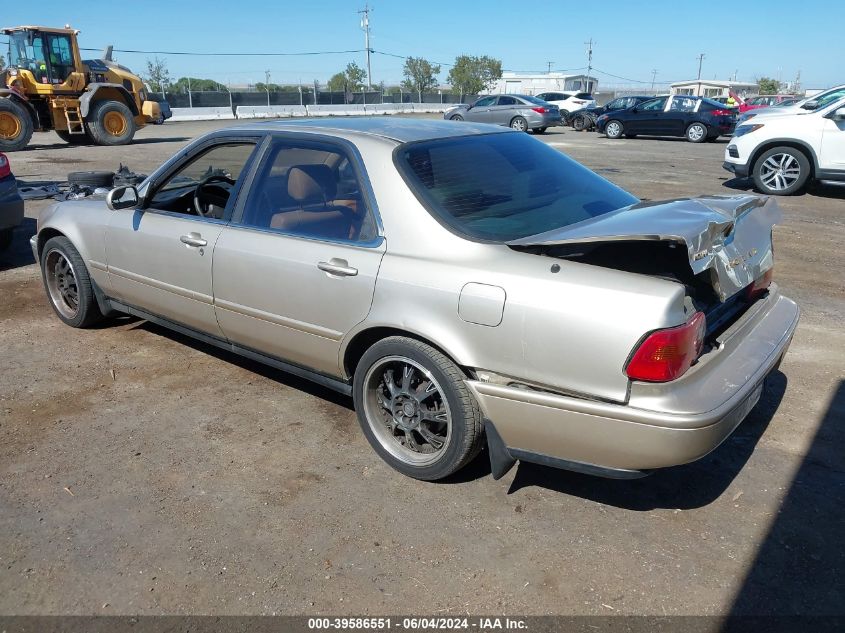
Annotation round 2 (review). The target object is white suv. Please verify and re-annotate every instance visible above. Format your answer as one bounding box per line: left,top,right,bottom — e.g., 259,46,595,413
723,97,845,195
535,91,597,118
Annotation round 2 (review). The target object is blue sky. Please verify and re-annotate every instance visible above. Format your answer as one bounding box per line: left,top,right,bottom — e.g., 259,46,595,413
2,0,839,89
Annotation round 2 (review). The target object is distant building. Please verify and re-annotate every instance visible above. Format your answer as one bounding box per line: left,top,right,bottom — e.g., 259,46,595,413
487,72,598,95
670,80,758,98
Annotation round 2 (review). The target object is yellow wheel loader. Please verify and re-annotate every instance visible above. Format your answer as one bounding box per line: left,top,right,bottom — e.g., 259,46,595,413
0,25,162,151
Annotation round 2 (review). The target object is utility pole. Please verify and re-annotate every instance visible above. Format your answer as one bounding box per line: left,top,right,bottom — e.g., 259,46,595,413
696,53,706,96
651,69,657,92
546,61,554,73
584,39,594,91
187,76,193,108
358,4,372,90
265,69,271,106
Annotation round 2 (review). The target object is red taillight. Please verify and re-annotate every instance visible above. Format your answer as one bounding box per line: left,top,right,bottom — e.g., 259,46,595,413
0,153,10,179
711,109,734,116
531,107,548,114
625,312,706,383
745,267,773,301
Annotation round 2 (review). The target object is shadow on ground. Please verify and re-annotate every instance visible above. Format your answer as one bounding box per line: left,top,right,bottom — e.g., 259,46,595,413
723,177,845,200
505,371,788,510
724,379,845,624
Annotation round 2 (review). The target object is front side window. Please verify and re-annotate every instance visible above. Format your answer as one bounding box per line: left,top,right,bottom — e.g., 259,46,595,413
473,96,496,107
640,97,668,111
396,132,637,242
239,140,377,244
148,143,256,219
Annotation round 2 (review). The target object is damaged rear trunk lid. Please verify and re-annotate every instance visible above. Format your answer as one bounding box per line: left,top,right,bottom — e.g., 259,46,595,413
509,194,779,303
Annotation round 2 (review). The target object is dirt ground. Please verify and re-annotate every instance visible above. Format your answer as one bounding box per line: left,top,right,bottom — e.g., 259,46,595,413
1,119,843,618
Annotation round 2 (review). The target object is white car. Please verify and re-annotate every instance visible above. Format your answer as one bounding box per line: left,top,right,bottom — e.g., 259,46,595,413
723,97,845,195
534,91,596,118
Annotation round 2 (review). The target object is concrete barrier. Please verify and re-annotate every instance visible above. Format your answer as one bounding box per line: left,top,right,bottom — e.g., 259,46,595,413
236,105,308,119
305,104,368,117
169,107,235,121
411,104,453,114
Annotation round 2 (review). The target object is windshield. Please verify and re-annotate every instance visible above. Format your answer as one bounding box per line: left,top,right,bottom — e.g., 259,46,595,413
809,87,845,110
396,132,638,242
7,31,45,72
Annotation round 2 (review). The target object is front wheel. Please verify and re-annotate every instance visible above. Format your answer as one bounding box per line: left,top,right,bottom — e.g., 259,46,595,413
87,100,137,146
752,146,811,195
0,98,34,151
450,114,464,121
353,336,484,481
685,122,708,143
40,236,104,328
604,119,624,139
572,115,588,131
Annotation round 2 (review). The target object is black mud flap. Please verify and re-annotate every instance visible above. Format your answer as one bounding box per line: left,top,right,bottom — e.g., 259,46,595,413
485,420,517,480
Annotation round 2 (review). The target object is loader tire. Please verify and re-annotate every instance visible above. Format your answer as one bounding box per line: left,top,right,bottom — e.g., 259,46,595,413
0,99,34,152
87,100,136,146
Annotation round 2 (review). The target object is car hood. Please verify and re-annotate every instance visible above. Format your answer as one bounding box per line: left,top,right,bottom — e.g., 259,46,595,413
508,195,780,301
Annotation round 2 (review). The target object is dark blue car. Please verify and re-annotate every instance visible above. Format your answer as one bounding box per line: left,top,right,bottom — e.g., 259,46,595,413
595,95,737,142
0,152,24,251
570,95,657,131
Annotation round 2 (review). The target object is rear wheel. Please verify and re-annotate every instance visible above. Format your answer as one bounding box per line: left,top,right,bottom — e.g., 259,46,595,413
752,146,811,195
0,98,34,151
450,114,464,121
353,336,484,481
40,236,104,328
531,127,547,134
605,119,624,139
572,114,588,131
685,122,708,143
87,100,136,146
510,116,528,132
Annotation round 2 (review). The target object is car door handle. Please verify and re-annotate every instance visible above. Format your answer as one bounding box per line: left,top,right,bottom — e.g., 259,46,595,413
317,259,358,277
180,233,207,247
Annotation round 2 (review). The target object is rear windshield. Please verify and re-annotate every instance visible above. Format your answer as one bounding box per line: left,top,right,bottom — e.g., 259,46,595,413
519,95,546,105
395,132,638,241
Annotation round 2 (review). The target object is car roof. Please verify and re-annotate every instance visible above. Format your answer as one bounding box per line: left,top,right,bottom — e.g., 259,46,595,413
231,117,513,143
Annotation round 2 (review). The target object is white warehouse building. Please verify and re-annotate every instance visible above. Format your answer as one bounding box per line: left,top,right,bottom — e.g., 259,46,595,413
670,80,758,98
486,72,598,95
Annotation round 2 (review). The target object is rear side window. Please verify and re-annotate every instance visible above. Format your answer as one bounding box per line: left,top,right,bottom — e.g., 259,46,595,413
395,133,637,242
575,92,593,100
497,96,518,106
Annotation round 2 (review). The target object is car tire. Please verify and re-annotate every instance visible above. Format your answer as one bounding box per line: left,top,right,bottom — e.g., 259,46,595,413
450,114,464,121
510,116,528,132
0,227,13,251
68,170,115,188
685,122,708,143
40,236,104,328
87,100,136,146
572,115,588,131
531,127,547,134
353,336,484,481
752,146,811,195
0,98,34,152
56,130,92,145
604,119,624,139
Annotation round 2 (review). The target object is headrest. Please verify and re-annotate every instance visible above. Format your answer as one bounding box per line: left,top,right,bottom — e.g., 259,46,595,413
287,164,336,204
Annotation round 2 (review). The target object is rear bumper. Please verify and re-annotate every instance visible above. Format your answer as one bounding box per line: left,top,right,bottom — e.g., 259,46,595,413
469,290,799,474
0,191,24,232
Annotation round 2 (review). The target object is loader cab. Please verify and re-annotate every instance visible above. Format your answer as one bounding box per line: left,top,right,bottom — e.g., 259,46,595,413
4,27,84,90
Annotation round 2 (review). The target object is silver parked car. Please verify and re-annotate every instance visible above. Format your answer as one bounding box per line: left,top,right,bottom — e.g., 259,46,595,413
32,118,799,482
444,94,562,133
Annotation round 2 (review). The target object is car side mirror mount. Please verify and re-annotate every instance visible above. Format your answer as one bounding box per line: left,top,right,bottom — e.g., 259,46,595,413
831,107,845,121
106,185,139,211
801,100,819,110
631,107,638,113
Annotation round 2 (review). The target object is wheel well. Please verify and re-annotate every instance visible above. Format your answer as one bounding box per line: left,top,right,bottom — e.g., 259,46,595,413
343,327,468,380
749,141,816,177
36,228,65,260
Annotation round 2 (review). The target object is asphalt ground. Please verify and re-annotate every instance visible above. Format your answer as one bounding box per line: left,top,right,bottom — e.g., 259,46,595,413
1,117,843,619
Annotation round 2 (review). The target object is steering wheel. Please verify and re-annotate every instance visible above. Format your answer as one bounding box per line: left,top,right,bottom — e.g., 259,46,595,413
193,174,236,217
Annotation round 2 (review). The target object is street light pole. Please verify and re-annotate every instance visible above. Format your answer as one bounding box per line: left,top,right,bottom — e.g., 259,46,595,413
696,53,706,97
358,4,373,90
265,70,271,106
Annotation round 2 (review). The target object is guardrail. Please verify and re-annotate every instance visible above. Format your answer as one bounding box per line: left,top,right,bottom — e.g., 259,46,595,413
171,103,455,121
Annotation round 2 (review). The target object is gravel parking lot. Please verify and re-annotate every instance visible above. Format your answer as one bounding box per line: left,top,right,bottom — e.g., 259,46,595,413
1,118,843,618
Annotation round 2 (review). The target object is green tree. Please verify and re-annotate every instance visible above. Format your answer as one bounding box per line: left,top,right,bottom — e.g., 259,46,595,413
327,72,347,92
344,61,367,91
144,57,170,93
172,77,226,92
447,55,502,100
401,57,441,102
255,82,284,92
758,77,781,95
